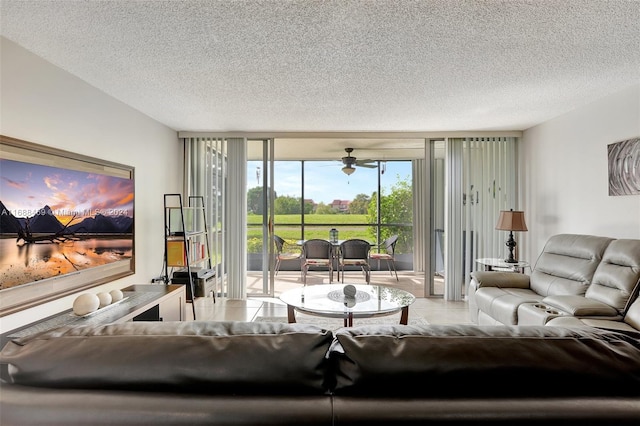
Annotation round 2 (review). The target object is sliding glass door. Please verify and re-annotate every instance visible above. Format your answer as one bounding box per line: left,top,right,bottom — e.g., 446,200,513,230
246,139,276,297
246,140,417,297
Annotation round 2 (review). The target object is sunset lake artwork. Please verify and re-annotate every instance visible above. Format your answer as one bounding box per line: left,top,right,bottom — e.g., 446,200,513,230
0,158,134,290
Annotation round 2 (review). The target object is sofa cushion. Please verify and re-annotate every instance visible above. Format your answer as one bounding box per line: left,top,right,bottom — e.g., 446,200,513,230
529,234,613,297
474,287,542,325
0,321,334,395
542,295,620,318
586,239,640,313
330,324,640,397
547,316,640,335
0,385,335,426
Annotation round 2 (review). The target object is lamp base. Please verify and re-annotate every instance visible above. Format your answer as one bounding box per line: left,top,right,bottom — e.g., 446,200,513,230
504,231,518,264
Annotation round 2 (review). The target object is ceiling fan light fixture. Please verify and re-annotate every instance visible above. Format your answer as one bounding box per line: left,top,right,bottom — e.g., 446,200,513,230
342,165,355,175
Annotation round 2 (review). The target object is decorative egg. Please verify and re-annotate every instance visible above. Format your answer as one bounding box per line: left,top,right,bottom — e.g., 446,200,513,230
73,293,100,316
97,292,112,308
109,289,124,302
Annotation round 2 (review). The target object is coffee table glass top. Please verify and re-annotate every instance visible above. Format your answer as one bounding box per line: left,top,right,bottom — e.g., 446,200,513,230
279,284,415,318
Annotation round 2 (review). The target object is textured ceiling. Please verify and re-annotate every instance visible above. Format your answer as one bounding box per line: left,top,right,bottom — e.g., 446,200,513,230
1,0,639,136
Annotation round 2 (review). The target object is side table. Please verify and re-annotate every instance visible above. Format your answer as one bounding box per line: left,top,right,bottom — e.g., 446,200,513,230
475,258,530,273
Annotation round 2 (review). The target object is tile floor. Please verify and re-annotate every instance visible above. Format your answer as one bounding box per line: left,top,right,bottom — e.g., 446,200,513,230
188,271,472,325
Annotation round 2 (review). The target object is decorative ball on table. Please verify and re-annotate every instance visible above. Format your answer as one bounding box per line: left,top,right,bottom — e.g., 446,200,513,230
109,289,124,302
343,285,357,308
97,292,113,308
343,284,357,298
73,293,100,316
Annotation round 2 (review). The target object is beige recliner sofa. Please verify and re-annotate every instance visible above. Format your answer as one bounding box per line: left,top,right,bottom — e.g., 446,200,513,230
468,234,640,331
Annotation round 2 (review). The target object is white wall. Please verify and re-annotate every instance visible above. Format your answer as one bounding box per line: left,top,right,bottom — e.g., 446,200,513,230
0,38,182,332
521,84,640,262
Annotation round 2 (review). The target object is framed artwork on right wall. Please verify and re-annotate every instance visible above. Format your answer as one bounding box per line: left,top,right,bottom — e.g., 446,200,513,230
608,137,640,196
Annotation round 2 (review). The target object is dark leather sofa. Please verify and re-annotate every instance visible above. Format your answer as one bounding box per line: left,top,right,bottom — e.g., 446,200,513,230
1,320,640,425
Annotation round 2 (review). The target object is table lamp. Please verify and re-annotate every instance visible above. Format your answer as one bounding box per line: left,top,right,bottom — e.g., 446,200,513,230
495,209,528,263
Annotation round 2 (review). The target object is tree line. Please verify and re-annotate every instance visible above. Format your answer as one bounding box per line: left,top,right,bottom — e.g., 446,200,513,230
247,187,373,215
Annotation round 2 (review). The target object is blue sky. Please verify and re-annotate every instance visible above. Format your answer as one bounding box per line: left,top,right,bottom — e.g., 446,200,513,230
247,161,411,204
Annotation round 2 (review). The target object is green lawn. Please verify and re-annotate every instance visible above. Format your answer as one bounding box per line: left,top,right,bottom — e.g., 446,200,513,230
247,214,376,251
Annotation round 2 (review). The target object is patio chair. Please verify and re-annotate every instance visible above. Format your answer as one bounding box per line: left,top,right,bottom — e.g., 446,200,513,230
273,235,302,277
301,239,334,284
370,234,399,281
338,239,371,284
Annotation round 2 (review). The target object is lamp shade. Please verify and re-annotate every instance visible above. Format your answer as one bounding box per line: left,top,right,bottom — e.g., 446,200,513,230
495,209,528,231
342,165,355,175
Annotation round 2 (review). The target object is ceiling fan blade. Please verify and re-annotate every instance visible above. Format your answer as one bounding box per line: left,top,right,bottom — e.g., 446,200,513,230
340,148,378,169
355,159,377,168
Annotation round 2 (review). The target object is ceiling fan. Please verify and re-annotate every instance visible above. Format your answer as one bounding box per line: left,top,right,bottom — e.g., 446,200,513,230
340,148,377,175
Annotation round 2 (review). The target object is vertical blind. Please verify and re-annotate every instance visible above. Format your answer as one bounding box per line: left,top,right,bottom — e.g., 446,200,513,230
225,138,248,299
444,137,519,300
183,137,248,300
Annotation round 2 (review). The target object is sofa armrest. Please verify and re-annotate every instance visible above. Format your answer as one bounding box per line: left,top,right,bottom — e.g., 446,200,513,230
470,271,530,289
543,295,620,318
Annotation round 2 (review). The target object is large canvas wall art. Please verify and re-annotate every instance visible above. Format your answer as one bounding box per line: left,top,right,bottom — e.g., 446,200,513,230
608,137,640,196
0,135,135,315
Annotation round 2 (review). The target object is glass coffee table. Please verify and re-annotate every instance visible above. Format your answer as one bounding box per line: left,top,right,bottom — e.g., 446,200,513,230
279,284,416,327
